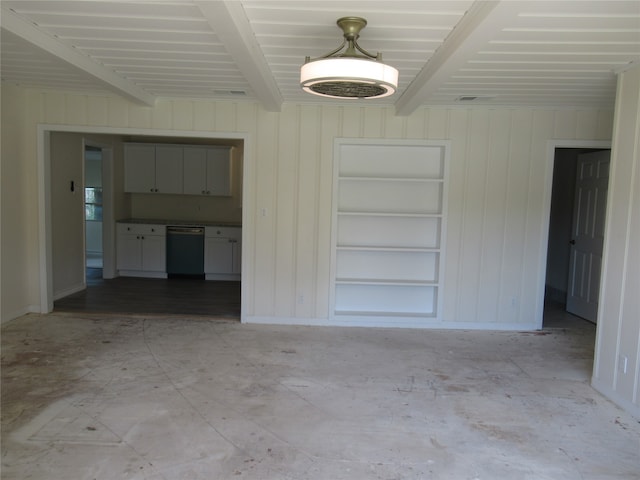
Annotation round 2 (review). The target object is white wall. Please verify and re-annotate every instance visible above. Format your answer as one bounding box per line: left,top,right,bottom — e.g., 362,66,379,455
1,86,34,321
1,89,614,329
592,66,640,418
50,133,85,298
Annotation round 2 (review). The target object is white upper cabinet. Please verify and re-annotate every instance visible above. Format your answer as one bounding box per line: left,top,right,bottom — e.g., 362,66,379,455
124,143,155,193
183,146,232,196
124,143,183,194
154,145,183,194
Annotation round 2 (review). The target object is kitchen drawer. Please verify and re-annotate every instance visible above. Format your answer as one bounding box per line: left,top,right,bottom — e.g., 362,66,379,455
205,226,241,239
117,223,166,236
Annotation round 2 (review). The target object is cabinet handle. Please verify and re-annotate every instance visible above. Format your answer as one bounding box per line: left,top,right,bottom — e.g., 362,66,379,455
151,228,155,232
202,190,206,194
206,190,211,194
150,188,153,192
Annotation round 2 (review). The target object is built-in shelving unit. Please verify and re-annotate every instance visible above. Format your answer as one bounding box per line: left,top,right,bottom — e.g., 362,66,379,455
330,140,448,326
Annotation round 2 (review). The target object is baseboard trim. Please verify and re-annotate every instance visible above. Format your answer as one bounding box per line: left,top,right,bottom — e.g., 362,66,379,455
53,283,86,301
1,305,43,325
591,377,640,420
243,315,540,331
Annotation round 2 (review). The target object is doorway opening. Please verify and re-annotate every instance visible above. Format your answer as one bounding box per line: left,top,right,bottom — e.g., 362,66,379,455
544,147,611,327
84,145,103,278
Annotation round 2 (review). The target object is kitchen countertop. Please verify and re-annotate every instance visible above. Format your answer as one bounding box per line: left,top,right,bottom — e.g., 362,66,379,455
118,218,241,228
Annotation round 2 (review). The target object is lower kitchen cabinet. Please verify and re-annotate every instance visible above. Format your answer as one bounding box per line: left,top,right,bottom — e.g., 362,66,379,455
117,223,167,278
204,226,241,280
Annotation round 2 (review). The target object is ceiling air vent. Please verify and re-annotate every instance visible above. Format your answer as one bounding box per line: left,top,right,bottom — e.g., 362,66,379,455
456,96,494,102
213,90,247,96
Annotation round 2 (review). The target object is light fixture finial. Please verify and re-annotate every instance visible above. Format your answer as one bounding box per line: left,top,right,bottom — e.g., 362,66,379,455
300,17,398,99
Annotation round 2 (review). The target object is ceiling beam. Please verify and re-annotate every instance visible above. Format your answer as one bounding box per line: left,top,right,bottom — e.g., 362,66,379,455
395,1,521,116
196,1,283,112
1,6,156,106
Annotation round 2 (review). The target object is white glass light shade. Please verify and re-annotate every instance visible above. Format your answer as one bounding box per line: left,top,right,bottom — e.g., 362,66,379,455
300,57,399,99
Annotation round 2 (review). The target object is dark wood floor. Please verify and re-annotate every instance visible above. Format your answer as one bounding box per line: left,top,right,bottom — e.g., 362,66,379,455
54,268,241,318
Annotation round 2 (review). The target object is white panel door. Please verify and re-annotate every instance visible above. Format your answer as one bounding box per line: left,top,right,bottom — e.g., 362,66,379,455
567,150,610,322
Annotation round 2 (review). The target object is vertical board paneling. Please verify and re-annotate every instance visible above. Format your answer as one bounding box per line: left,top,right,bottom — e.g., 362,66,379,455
214,102,236,132
316,106,341,318
193,102,215,131
405,109,426,138
477,110,511,323
274,105,299,316
576,110,598,140
457,109,491,323
341,106,363,138
553,109,578,139
65,95,87,125
44,92,65,124
107,97,128,126
252,108,279,315
128,105,152,129
596,110,614,139
87,96,108,126
172,100,193,131
295,105,320,317
150,101,171,130
442,109,469,322
427,109,448,140
384,107,405,138
498,109,533,323
363,107,383,138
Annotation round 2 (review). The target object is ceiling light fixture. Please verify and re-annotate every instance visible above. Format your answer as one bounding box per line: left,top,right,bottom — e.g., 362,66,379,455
300,17,398,99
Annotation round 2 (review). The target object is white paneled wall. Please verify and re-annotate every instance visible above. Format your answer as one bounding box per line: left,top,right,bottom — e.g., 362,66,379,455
592,66,640,418
3,88,614,330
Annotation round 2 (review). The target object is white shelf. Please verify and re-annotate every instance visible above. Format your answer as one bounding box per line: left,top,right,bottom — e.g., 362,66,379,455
339,176,445,182
337,211,442,218
336,246,439,252
334,310,438,319
336,278,437,286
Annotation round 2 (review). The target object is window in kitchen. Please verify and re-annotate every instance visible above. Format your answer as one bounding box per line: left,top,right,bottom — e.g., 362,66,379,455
85,187,103,221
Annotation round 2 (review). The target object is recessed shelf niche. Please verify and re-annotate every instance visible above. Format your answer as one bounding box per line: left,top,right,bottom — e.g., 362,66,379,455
330,140,449,326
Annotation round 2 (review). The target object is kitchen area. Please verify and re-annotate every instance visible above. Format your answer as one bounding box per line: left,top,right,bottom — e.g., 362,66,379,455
116,141,242,282
51,132,244,318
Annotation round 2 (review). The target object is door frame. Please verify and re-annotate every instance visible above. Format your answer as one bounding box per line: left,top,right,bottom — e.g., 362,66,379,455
538,139,611,328
37,124,250,314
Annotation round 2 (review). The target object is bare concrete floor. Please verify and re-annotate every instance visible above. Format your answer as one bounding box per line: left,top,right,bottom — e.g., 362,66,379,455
2,311,639,479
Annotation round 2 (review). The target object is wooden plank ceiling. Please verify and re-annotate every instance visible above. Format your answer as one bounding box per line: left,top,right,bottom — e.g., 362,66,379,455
1,0,639,115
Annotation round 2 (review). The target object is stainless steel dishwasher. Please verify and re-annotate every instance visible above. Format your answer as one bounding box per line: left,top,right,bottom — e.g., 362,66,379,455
166,226,204,277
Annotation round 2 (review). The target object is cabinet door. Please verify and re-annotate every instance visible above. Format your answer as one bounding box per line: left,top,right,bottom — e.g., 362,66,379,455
205,237,233,274
206,148,231,196
155,145,183,194
117,233,142,270
124,144,155,193
141,235,166,272
183,147,207,195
